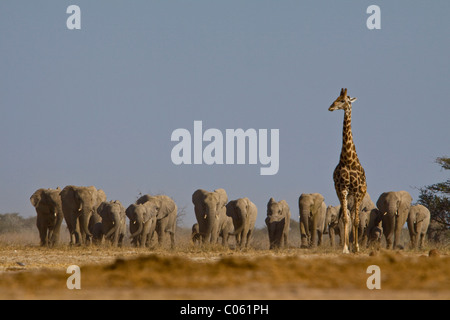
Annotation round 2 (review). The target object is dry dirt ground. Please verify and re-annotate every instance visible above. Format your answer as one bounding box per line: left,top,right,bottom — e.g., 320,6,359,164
0,243,449,300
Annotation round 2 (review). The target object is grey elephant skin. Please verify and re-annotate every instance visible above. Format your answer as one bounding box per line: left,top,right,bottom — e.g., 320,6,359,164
298,193,326,248
265,198,291,249
191,223,201,244
346,193,377,247
366,208,385,248
126,202,157,247
376,191,413,249
192,188,233,245
226,198,257,249
97,200,126,247
30,187,64,247
407,204,430,249
325,205,347,248
136,194,178,248
60,185,106,245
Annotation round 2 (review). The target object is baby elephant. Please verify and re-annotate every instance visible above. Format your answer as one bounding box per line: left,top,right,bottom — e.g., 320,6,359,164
191,223,201,244
265,198,291,249
407,204,430,249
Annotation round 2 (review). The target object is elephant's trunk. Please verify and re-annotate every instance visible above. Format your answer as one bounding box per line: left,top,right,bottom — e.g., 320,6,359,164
201,208,216,243
229,211,245,236
229,221,245,236
300,205,311,240
130,220,143,239
105,221,118,239
79,210,93,241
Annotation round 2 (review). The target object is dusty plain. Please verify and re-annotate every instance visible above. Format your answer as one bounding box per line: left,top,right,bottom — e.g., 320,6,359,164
0,230,449,300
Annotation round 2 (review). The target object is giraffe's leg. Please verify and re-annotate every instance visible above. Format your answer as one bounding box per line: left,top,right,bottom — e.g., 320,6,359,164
341,190,350,254
353,199,361,253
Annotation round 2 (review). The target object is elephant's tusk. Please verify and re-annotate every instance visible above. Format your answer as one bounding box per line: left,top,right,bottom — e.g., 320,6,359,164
204,214,207,219
54,212,57,216
133,221,136,225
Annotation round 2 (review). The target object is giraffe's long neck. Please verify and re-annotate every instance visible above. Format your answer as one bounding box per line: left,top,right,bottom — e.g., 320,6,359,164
340,107,356,164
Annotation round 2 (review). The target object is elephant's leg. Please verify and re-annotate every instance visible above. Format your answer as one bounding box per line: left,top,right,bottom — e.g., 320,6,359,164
158,219,170,246
169,231,175,249
385,234,394,249
283,232,288,248
235,232,242,248
118,233,124,247
36,217,48,246
245,229,252,248
329,228,335,247
418,233,424,249
50,214,64,247
141,232,149,248
317,230,323,247
311,218,318,247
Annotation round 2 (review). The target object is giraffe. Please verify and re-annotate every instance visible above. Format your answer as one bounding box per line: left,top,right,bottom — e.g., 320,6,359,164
329,88,367,253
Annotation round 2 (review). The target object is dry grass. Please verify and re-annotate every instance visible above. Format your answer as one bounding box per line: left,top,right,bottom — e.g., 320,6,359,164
0,229,449,300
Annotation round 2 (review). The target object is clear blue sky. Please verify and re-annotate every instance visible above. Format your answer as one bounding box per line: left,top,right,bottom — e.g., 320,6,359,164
0,1,449,228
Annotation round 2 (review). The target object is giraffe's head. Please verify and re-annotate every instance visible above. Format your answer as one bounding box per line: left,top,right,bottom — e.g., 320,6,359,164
329,88,357,111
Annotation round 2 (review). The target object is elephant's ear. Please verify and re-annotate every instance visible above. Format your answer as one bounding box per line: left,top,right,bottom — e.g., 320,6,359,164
97,201,107,215
214,189,228,207
267,198,276,211
30,190,42,207
312,194,324,213
125,204,135,219
96,189,107,206
143,205,153,223
226,201,235,217
280,200,290,215
157,196,176,219
244,198,250,210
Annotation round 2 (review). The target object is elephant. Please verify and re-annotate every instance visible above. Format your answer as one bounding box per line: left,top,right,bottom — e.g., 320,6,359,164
60,185,107,246
126,202,157,247
265,198,291,249
366,208,386,248
407,204,430,249
298,193,327,248
324,205,347,248
88,210,103,245
376,191,413,249
97,200,126,247
192,188,232,245
226,198,258,249
136,194,178,248
30,187,64,247
191,223,201,244
88,189,108,244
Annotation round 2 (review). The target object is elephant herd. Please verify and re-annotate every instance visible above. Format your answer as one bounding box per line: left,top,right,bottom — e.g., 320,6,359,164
30,186,430,251
30,186,177,248
310,191,430,251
